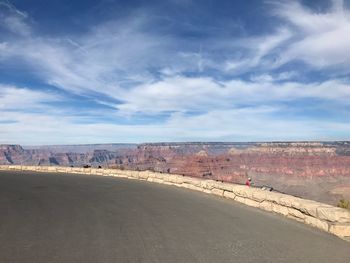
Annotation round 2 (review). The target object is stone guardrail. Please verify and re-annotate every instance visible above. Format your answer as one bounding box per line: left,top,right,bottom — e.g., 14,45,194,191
1,165,349,241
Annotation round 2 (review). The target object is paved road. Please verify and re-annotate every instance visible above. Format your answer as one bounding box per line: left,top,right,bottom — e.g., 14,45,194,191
0,171,349,263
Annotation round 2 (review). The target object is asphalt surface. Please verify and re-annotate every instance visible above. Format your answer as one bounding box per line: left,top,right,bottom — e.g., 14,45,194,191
0,171,349,263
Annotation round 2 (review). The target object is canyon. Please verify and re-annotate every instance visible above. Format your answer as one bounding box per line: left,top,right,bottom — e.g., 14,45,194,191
0,142,349,206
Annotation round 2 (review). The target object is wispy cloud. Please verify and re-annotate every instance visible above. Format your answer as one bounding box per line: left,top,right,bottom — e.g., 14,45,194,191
272,0,350,70
1,106,349,145
0,0,27,17
0,0,349,143
225,27,293,72
223,0,350,74
117,76,350,115
0,0,30,36
0,85,61,110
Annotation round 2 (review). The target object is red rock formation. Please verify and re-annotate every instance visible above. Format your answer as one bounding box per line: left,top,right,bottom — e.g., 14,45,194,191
1,142,349,205
110,142,350,205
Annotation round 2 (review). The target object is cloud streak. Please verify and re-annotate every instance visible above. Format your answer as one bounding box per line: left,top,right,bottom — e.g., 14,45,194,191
0,0,349,143
272,0,350,70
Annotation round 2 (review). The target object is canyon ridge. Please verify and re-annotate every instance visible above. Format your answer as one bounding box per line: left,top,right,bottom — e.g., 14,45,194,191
1,142,349,206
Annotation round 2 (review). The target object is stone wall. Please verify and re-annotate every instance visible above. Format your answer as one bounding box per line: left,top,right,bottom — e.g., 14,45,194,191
1,165,349,241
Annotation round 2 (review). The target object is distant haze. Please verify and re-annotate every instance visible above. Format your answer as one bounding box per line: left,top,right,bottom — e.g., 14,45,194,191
23,144,137,154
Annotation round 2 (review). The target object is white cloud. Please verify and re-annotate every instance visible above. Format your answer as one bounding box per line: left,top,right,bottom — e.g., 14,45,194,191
0,85,60,110
225,27,292,72
271,0,347,34
250,71,299,82
0,0,30,36
224,1,350,73
0,16,186,99
116,75,350,114
1,0,349,99
250,74,274,83
164,108,350,140
275,71,299,81
271,0,350,69
2,14,30,36
1,106,349,145
0,1,350,143
0,0,27,18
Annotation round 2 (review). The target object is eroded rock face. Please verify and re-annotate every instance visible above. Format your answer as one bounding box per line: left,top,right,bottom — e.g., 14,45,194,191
1,142,349,205
0,145,27,164
111,142,350,205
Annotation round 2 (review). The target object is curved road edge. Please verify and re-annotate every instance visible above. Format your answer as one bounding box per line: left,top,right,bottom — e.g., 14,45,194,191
0,165,349,241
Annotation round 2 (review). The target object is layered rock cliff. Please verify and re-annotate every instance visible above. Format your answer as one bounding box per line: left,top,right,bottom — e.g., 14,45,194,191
0,142,349,205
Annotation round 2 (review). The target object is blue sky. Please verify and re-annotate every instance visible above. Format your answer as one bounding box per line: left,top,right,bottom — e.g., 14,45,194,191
0,0,350,145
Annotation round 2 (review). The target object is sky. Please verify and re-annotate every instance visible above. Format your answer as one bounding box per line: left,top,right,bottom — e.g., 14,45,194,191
0,0,350,145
